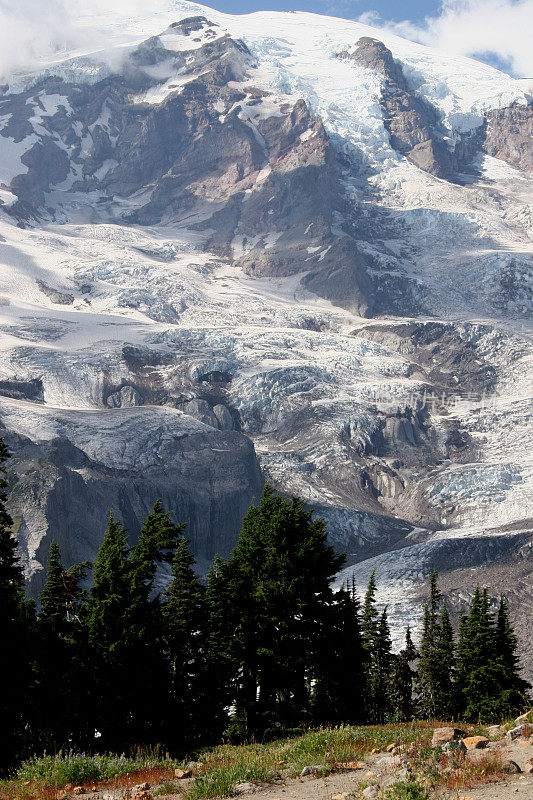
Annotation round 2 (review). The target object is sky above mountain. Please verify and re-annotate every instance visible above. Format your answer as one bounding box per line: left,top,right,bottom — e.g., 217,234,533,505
207,0,532,76
206,0,440,22
0,0,531,79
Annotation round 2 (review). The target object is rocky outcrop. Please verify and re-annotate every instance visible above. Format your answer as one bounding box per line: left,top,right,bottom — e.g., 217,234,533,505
106,385,143,408
2,403,263,597
342,38,454,178
483,101,533,173
0,23,372,316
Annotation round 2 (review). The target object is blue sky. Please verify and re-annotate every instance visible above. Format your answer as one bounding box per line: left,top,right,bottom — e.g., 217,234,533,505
204,0,440,23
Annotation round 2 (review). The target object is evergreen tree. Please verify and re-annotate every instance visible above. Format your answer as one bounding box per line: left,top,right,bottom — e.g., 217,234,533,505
494,595,530,711
433,601,455,719
455,587,529,720
162,536,205,747
37,542,91,749
361,572,392,722
201,555,234,740
416,571,453,719
374,608,393,722
129,502,186,743
86,503,187,748
390,627,418,722
225,485,345,736
0,438,34,770
362,570,379,651
455,587,496,720
453,607,469,713
130,500,185,598
312,576,366,724
86,511,135,748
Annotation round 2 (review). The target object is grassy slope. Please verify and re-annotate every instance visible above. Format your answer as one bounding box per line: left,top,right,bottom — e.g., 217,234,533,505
1,719,530,800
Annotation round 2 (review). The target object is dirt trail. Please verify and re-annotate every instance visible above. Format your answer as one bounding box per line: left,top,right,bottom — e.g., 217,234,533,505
217,738,533,800
78,737,533,800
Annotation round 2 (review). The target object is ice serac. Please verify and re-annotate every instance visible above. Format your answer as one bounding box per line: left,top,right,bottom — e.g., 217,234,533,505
0,3,531,676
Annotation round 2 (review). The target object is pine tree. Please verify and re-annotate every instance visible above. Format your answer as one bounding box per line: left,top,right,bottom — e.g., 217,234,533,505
454,586,500,720
130,499,185,598
391,627,418,722
494,595,530,712
0,437,34,770
87,503,188,748
162,536,205,747
312,576,366,724
225,485,345,736
361,572,392,722
453,607,469,714
433,601,455,718
86,511,134,748
375,608,393,722
37,542,91,749
362,570,379,651
130,502,187,742
201,555,234,740
455,588,530,720
417,571,452,719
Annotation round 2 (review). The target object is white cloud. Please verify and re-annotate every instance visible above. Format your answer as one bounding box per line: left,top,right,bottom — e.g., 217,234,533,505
0,0,175,81
360,0,533,78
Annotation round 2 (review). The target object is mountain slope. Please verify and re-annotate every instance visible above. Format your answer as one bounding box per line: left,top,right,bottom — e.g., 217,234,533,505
0,1,531,678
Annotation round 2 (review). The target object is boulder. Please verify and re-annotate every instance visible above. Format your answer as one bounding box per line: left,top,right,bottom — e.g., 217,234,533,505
338,761,365,770
488,724,505,738
515,710,532,726
300,765,325,777
234,782,259,794
462,736,489,750
213,404,235,430
362,787,379,800
442,740,467,754
106,385,143,408
525,758,533,774
502,759,522,774
174,768,193,779
431,727,465,747
507,724,527,740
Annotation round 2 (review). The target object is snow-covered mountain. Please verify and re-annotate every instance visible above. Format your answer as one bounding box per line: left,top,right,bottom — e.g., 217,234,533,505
0,2,531,677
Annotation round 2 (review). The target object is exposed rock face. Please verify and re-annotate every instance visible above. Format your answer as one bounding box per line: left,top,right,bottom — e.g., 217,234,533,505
342,37,455,178
3,404,263,597
483,102,533,173
106,385,143,408
0,21,371,316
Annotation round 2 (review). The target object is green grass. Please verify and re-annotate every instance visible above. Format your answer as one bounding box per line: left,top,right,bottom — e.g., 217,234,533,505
4,719,508,800
182,723,434,800
155,781,180,796
15,751,172,786
382,780,431,800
